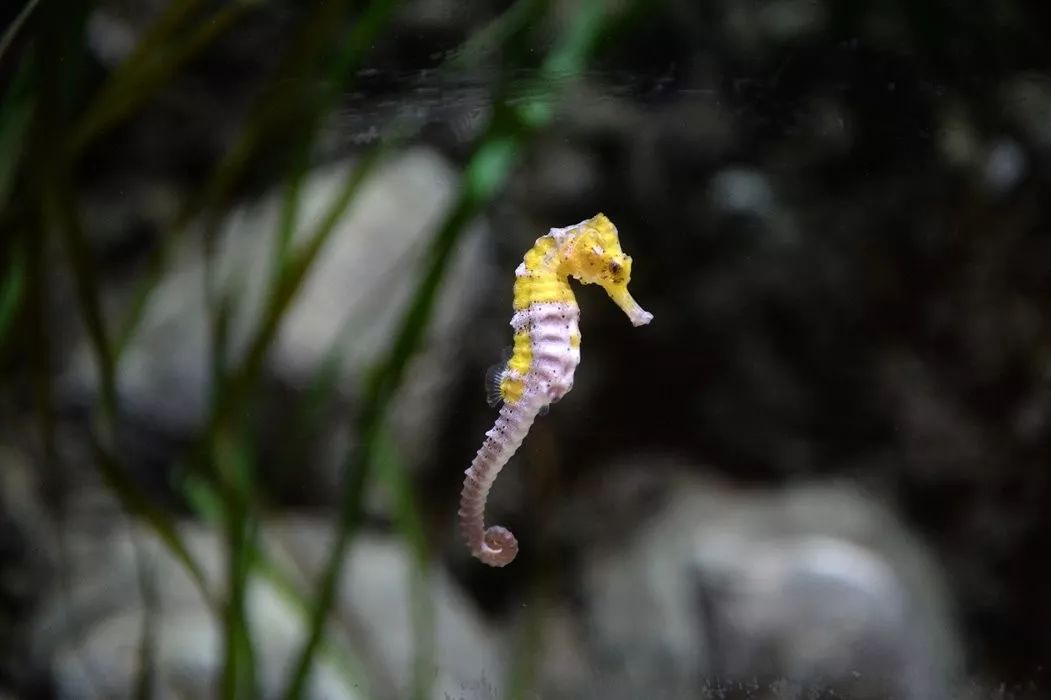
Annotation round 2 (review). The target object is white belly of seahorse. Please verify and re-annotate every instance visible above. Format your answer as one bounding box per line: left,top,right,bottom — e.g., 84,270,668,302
511,296,581,406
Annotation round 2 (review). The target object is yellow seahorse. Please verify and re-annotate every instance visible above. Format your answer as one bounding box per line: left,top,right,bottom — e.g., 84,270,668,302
458,213,653,566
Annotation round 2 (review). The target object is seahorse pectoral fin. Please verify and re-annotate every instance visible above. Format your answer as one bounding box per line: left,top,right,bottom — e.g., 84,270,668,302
484,346,514,407
607,286,654,327
484,365,504,407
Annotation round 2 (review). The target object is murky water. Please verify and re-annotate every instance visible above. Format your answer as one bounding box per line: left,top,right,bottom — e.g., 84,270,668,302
2,0,1050,698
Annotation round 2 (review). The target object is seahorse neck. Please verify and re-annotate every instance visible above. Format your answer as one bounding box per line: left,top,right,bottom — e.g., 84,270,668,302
516,235,571,282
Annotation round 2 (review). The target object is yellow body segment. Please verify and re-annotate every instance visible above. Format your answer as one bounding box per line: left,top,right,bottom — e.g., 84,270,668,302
507,330,532,375
522,236,556,268
512,272,574,310
502,239,570,404
499,375,524,403
512,235,574,310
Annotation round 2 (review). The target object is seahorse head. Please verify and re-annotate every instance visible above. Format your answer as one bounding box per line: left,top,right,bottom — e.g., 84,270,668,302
559,213,654,326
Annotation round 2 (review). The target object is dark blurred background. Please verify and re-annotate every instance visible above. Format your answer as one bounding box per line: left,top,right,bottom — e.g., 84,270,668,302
1,0,1050,698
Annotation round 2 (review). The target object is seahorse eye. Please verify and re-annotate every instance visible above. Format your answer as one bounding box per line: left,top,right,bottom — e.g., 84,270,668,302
609,260,622,274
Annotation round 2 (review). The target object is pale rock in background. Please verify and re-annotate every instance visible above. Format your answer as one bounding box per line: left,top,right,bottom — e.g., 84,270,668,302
32,518,504,700
562,459,960,699
62,147,492,499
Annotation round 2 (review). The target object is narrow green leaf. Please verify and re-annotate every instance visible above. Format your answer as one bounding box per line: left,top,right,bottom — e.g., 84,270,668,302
0,0,40,65
129,530,159,700
282,2,621,696
0,56,33,205
0,245,25,345
110,0,208,74
88,430,215,610
48,186,118,421
183,475,373,698
72,3,255,152
201,143,388,459
281,128,505,700
374,432,434,700
217,428,259,700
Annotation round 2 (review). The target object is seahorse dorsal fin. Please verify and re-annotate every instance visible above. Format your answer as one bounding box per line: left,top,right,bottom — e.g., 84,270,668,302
484,346,513,408
484,365,504,408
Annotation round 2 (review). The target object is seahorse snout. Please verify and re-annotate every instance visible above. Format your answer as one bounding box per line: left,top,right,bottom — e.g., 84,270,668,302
609,286,654,326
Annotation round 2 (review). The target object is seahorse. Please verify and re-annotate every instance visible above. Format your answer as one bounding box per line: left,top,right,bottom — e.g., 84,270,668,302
458,213,653,567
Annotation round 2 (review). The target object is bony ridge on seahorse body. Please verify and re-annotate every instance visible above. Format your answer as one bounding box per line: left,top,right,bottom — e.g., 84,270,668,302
458,213,653,567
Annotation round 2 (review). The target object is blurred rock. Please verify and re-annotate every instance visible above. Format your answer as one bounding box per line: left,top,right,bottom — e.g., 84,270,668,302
709,167,776,218
1002,74,1051,150
938,104,982,169
723,0,826,54
396,0,478,35
265,520,505,699
85,9,142,69
32,518,504,700
563,460,960,699
62,147,491,498
981,139,1027,195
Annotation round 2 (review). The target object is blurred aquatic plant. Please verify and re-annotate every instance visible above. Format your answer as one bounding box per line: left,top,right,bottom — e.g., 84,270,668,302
0,0,646,697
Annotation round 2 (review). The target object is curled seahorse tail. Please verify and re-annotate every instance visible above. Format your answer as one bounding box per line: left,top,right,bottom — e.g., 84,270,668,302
458,457,520,567
458,407,536,567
